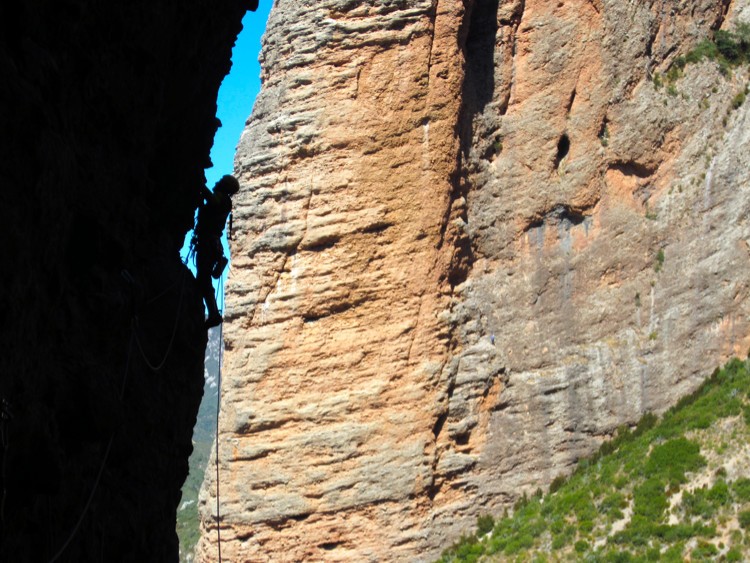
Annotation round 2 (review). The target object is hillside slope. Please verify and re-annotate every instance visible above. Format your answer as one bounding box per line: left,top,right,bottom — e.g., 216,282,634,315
439,356,750,562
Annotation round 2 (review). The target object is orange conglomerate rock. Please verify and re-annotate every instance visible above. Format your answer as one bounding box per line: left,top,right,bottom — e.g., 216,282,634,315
198,0,750,560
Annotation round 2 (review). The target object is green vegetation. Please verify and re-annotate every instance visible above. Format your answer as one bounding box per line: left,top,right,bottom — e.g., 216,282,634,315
438,357,750,562
176,436,212,559
732,89,747,110
493,136,504,155
654,23,750,92
599,124,610,147
654,248,665,273
177,333,221,562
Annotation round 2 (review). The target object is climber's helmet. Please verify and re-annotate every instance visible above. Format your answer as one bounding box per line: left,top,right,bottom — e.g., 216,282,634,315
215,175,240,196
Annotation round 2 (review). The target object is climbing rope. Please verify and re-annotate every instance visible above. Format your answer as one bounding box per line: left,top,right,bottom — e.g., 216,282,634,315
48,329,135,563
215,273,225,563
132,268,187,372
48,264,188,561
1,398,12,525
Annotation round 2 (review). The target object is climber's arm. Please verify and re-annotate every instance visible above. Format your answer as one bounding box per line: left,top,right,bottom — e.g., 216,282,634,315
201,184,215,205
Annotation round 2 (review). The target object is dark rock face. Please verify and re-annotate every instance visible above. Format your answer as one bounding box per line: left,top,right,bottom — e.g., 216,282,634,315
0,1,256,561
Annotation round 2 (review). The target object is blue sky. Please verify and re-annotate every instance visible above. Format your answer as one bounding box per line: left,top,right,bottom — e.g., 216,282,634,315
207,4,273,188
182,4,272,273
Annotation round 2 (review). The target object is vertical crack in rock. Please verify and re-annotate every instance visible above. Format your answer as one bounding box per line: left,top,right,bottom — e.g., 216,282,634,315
424,0,502,529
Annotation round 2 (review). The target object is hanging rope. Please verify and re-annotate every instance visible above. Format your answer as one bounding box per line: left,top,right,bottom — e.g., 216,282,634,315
48,264,188,561
133,269,187,372
48,329,135,563
43,261,204,561
0,398,12,525
215,272,225,563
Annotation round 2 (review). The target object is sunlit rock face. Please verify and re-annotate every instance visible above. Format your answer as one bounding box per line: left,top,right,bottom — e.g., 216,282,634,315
200,0,750,561
0,1,256,561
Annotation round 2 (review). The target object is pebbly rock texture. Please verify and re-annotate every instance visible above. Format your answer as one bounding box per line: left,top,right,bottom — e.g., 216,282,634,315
0,1,257,561
199,0,750,561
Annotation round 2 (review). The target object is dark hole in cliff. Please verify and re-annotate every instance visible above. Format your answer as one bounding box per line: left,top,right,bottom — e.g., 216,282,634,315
556,205,586,226
566,89,576,115
320,542,343,551
554,133,570,169
303,236,339,253
454,433,470,446
524,205,588,232
609,160,655,178
427,480,441,501
432,411,448,439
302,301,355,323
359,221,393,235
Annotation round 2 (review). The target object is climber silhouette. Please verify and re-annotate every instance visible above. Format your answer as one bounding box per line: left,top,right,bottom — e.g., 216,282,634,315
195,174,240,328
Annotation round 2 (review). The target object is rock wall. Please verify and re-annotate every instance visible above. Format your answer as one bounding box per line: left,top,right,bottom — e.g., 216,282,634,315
0,1,257,561
200,0,750,561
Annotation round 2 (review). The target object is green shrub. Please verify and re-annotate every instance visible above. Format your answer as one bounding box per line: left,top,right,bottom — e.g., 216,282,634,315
654,523,697,542
476,514,494,536
492,136,503,154
549,516,564,535
612,515,656,546
549,474,567,494
716,30,742,63
653,72,663,89
676,25,750,78
438,534,484,563
550,534,568,550
726,547,743,562
691,540,718,560
486,534,507,555
633,477,669,522
732,477,750,502
732,90,746,109
634,413,658,437
707,479,730,506
504,533,534,555
685,39,719,64
661,543,686,562
604,549,634,562
665,62,683,83
654,248,665,272
599,492,626,516
574,539,589,554
682,489,716,520
437,357,750,563
645,437,705,485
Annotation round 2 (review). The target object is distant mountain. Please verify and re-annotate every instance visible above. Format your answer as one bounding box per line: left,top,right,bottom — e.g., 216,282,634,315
178,326,221,562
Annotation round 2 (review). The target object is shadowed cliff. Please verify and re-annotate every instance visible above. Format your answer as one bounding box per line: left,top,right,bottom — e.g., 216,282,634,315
0,1,257,561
